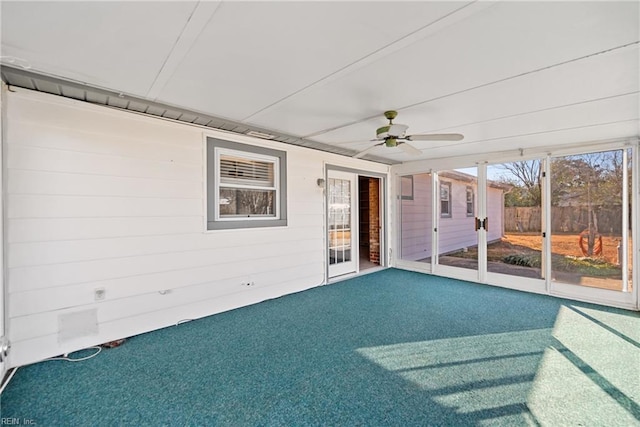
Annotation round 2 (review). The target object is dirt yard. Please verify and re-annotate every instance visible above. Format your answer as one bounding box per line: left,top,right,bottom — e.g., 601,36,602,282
503,232,629,265
446,232,632,291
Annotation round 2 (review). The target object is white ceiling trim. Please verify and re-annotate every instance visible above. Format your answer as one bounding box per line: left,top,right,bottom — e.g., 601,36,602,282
146,2,222,100
241,0,491,122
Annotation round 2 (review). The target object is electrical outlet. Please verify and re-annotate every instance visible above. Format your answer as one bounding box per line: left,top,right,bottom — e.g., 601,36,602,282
94,288,106,301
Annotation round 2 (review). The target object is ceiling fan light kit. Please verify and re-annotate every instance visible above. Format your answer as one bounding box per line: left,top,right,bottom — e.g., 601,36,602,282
354,110,465,159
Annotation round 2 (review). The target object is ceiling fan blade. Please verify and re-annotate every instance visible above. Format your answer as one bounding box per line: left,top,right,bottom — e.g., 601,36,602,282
406,133,464,141
398,142,422,156
353,142,384,158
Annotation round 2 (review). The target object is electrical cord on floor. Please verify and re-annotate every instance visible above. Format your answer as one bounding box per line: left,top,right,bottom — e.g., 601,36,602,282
0,345,103,395
0,367,18,395
44,346,102,362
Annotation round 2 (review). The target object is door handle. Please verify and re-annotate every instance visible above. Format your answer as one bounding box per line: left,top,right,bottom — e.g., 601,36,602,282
474,217,488,231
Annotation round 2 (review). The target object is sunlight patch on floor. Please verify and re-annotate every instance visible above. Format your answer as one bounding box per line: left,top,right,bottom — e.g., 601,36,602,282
357,329,554,424
527,305,640,425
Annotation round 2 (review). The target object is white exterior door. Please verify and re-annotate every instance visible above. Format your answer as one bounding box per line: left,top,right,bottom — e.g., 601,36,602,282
328,170,358,278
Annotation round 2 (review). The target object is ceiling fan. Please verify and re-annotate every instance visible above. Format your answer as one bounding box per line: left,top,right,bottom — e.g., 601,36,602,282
353,110,464,158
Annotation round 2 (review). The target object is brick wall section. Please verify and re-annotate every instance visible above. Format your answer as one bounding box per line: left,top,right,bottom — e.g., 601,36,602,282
369,179,380,264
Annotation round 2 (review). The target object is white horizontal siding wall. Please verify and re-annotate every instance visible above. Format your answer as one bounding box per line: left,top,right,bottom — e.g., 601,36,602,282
400,173,432,261
5,88,388,367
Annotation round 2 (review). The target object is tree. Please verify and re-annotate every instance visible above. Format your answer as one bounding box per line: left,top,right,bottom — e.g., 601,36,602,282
550,151,624,256
496,160,542,207
497,151,626,257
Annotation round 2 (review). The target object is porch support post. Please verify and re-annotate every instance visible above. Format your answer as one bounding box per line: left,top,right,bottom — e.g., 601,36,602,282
622,148,629,292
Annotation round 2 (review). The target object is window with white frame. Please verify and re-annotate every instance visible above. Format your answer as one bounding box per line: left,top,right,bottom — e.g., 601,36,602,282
440,181,451,218
400,175,414,200
207,137,287,230
466,186,475,217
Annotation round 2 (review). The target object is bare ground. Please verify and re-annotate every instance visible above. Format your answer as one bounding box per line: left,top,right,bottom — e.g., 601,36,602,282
444,233,633,292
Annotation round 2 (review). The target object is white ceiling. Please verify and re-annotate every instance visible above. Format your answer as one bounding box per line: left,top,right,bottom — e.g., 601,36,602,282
1,1,638,164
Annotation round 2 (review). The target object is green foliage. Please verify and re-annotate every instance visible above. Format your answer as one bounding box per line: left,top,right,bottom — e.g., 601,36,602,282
503,252,620,277
551,255,621,277
503,253,541,268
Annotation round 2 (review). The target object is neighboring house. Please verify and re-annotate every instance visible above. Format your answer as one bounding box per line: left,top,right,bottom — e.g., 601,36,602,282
400,171,507,262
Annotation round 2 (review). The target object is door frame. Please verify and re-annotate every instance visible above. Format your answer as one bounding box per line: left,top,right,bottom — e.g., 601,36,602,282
430,166,487,283
543,145,638,309
325,165,387,280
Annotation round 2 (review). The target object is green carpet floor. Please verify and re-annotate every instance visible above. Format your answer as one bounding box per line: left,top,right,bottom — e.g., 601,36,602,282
1,269,639,426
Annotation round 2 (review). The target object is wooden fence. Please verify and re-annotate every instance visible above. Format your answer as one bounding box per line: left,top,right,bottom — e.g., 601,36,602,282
504,206,625,233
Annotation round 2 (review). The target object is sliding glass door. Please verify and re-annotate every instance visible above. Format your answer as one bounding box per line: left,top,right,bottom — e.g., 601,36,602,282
395,144,636,308
436,168,480,276
485,161,543,281
549,148,633,296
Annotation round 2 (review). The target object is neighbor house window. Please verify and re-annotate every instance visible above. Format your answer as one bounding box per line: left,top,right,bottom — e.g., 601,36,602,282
400,175,414,200
207,137,287,230
466,186,475,217
440,182,451,218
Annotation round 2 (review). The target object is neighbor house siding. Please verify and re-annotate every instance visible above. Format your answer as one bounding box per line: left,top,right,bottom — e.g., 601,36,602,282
400,173,432,261
401,175,504,260
5,88,388,366
438,180,477,255
486,186,504,241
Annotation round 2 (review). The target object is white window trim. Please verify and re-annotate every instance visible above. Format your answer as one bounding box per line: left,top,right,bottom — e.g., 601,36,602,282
466,186,475,217
214,147,280,221
440,181,452,218
206,136,288,231
401,175,414,200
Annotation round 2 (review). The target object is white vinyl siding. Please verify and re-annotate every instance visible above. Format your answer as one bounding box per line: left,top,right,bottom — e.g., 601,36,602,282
401,173,432,261
4,88,388,367
486,186,504,241
401,175,503,260
438,180,477,255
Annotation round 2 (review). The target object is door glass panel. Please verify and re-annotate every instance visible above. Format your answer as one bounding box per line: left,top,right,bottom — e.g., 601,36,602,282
550,149,631,292
486,161,543,279
328,178,352,265
438,168,478,270
400,173,433,263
